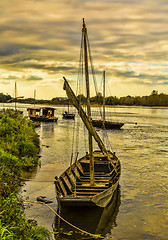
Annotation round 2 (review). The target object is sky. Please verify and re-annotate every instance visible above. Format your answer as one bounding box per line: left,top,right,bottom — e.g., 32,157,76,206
0,0,168,99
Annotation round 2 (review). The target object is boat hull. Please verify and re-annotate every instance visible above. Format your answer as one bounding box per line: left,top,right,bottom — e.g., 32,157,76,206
55,150,121,208
54,186,120,238
29,116,58,122
62,113,75,119
91,120,124,129
58,180,119,208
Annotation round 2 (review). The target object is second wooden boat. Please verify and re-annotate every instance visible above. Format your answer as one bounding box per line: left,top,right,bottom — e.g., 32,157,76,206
27,107,58,122
91,71,124,130
62,101,75,119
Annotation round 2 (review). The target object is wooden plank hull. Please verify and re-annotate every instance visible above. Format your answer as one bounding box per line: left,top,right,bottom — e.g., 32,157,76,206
54,186,121,238
29,116,58,122
92,120,124,129
62,113,75,119
59,182,119,207
54,150,121,208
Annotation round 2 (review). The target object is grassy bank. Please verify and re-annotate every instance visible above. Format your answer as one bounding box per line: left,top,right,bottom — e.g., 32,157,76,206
0,109,52,240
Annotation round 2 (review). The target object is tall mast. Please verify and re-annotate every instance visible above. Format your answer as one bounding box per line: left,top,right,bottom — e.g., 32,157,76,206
68,100,69,114
82,18,95,186
103,71,105,124
15,82,16,110
34,89,36,107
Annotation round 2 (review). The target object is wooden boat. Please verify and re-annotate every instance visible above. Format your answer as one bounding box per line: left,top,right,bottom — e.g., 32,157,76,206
62,101,75,119
54,19,121,208
27,107,58,122
92,119,124,130
62,111,75,119
91,71,124,130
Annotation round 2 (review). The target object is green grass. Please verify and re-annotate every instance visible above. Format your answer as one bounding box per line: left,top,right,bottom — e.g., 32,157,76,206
0,109,52,240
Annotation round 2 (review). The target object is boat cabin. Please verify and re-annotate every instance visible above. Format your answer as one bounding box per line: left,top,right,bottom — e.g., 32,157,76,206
27,107,58,122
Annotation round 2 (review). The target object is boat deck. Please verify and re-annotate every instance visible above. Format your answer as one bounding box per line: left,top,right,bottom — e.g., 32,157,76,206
55,151,120,204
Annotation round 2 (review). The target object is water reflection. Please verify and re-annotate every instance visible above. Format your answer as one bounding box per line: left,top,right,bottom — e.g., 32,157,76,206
41,122,55,135
54,186,121,239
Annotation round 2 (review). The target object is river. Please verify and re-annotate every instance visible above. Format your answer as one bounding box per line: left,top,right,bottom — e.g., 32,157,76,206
1,103,168,239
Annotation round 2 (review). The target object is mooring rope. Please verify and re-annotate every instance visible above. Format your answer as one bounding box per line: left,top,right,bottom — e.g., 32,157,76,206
24,200,104,239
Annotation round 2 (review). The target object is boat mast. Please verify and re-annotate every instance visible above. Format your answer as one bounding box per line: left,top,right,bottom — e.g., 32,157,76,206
82,18,95,186
103,71,105,124
34,89,36,107
68,100,69,114
14,82,16,110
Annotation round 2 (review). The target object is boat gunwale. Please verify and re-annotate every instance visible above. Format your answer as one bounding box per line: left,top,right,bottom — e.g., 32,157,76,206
55,151,121,207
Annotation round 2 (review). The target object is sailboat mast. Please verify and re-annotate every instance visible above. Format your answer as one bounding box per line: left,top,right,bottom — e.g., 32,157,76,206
103,71,105,124
15,82,16,110
34,89,36,107
68,100,69,114
82,18,95,186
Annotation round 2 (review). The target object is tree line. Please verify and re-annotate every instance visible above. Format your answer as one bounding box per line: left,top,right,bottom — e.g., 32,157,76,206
1,90,168,106
0,92,12,102
105,90,168,106
76,90,168,106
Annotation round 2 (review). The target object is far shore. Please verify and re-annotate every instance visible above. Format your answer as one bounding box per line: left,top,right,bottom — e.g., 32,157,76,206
1,102,168,109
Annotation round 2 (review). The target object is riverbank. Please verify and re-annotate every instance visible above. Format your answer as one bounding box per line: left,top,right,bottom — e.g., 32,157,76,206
0,109,52,240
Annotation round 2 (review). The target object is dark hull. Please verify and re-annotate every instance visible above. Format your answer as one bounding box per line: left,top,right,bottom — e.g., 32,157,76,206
29,116,58,122
92,120,124,129
54,186,120,239
54,150,121,208
62,113,75,119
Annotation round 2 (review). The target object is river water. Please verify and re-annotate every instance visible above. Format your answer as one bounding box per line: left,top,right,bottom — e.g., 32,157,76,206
1,103,168,239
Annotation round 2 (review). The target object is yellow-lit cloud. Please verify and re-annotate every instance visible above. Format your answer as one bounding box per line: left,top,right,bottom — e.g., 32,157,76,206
0,0,168,98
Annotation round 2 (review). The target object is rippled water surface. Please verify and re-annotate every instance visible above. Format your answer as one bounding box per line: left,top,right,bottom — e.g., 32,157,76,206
1,103,168,239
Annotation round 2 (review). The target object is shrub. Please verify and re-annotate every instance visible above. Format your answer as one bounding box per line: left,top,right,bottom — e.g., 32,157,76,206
0,109,52,240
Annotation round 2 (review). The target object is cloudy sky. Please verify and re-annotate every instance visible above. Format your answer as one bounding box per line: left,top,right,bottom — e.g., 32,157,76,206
1,0,168,99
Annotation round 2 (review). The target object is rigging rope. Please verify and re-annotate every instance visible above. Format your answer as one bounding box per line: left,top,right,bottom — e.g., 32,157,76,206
70,30,85,166
86,33,103,119
87,34,98,95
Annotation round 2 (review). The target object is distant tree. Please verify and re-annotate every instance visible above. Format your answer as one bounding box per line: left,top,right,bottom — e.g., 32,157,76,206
148,92,159,106
0,93,12,102
90,92,103,104
151,90,158,95
159,93,168,106
77,94,86,104
140,96,148,106
106,96,119,105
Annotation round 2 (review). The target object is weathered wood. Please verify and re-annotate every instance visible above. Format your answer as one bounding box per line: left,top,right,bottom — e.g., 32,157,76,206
71,167,81,180
54,149,121,207
60,175,73,194
57,179,67,196
77,163,84,175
